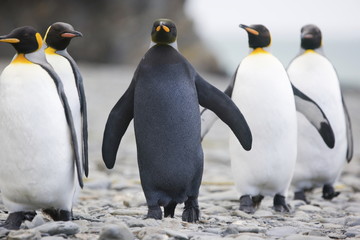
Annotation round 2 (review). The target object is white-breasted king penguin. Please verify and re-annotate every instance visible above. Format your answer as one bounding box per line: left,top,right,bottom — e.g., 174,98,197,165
44,22,88,177
102,19,252,222
224,24,335,214
288,24,353,203
0,26,85,229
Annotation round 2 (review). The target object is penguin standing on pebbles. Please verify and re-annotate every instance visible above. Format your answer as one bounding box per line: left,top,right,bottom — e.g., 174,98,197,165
288,24,353,203
44,22,88,177
0,26,85,229
102,18,252,222
225,24,335,214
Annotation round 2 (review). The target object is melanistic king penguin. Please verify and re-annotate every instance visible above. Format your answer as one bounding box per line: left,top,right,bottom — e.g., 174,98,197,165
288,24,353,203
44,22,88,177
219,24,334,214
0,26,85,230
102,19,252,222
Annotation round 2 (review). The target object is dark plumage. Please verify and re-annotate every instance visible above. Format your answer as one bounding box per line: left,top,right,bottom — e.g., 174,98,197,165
102,19,252,222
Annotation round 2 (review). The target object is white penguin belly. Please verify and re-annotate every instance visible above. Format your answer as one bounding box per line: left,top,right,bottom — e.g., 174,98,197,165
229,54,297,197
288,52,347,190
0,63,76,212
46,54,83,163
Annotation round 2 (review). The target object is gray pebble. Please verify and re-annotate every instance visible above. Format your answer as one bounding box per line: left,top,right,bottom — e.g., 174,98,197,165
98,223,134,240
7,229,41,240
266,226,298,237
34,221,79,236
0,227,10,238
345,217,360,226
142,234,169,240
298,205,322,212
24,214,46,229
164,229,188,240
284,234,329,240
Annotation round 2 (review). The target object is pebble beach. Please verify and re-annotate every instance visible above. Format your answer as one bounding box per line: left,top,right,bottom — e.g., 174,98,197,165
0,62,359,239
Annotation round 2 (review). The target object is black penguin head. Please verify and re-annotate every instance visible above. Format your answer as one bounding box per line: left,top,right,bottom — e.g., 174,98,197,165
0,26,42,54
151,18,177,45
240,24,271,49
301,24,322,50
44,22,83,50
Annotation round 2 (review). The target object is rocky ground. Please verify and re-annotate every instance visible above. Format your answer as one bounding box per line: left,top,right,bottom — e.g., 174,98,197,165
0,63,359,239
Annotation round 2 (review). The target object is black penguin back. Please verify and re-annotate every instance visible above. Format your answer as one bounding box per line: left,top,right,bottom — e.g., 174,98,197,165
133,45,203,206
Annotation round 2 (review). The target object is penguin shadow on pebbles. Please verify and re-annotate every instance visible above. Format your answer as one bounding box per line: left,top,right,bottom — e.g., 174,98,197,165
201,24,335,215
102,18,253,222
0,26,87,230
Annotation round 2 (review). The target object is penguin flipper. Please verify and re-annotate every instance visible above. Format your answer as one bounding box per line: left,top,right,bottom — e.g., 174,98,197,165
291,83,335,149
40,65,84,188
200,66,238,140
195,74,252,150
57,50,89,176
341,95,353,162
102,80,135,169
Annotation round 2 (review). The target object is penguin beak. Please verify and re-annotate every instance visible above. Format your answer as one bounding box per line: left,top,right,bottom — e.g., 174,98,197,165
239,24,259,36
0,35,20,43
302,33,313,39
156,24,170,33
61,30,83,38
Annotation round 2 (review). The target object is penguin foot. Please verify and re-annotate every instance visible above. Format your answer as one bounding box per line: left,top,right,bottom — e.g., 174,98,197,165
273,194,291,213
252,195,264,209
164,201,177,218
43,208,72,221
1,211,36,230
294,190,310,204
322,184,340,200
239,195,256,214
146,206,162,220
182,197,200,223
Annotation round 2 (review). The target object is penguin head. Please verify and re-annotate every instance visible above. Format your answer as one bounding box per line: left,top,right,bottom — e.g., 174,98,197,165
44,22,83,51
301,24,322,50
240,24,271,49
0,26,43,54
151,18,177,45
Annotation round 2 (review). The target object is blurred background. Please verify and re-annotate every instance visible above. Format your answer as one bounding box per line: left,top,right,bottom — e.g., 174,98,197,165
0,0,359,86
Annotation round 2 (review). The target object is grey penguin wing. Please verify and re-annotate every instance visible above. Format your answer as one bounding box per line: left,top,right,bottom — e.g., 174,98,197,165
195,74,252,150
102,80,135,169
291,83,335,149
200,65,238,140
58,50,89,177
341,95,353,162
40,64,84,188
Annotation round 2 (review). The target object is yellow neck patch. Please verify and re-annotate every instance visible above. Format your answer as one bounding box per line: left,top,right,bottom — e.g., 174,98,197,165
12,54,32,64
45,47,57,55
304,49,316,54
250,48,269,55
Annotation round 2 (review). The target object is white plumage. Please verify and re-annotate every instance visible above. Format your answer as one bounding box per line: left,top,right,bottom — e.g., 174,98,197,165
288,50,347,191
229,50,297,198
0,58,77,212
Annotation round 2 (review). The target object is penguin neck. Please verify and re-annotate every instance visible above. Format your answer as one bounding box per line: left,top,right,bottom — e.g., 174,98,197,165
45,46,58,55
250,47,269,55
300,46,325,56
149,40,178,51
12,53,32,64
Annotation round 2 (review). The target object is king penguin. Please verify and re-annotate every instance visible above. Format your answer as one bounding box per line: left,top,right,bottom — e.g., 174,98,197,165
0,26,85,229
223,24,334,214
288,24,353,203
227,24,297,213
44,22,88,177
102,19,252,222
